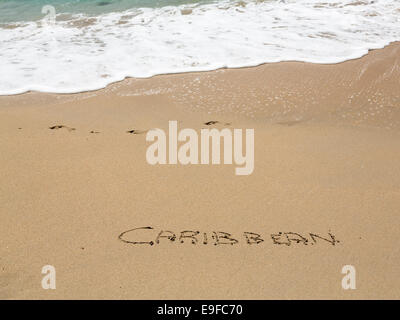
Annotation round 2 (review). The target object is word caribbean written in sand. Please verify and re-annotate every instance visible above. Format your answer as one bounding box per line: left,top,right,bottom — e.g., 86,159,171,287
118,227,340,247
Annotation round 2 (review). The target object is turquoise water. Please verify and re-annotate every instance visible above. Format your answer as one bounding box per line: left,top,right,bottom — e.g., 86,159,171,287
0,0,207,23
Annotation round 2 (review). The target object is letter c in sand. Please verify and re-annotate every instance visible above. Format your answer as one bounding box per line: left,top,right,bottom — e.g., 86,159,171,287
118,226,155,245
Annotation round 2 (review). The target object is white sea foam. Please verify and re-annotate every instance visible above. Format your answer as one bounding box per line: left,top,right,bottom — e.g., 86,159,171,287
0,0,399,95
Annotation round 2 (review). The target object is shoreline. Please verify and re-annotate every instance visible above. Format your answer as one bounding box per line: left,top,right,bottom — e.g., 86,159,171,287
2,41,399,131
1,41,399,98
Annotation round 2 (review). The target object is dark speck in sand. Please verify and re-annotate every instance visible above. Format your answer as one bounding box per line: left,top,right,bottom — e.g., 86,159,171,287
126,129,146,134
204,121,219,125
49,125,76,131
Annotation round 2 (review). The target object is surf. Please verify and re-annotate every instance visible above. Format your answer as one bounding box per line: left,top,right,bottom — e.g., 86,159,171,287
0,0,399,95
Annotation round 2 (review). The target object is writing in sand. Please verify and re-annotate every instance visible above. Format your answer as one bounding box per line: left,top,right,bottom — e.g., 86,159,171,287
118,227,340,247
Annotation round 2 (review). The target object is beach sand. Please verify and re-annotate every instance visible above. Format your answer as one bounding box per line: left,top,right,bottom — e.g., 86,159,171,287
0,42,399,299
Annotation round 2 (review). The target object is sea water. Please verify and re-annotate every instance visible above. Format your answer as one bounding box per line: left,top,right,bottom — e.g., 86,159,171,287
0,0,399,95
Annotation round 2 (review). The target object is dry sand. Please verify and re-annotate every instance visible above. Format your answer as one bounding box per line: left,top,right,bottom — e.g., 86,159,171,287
0,43,399,299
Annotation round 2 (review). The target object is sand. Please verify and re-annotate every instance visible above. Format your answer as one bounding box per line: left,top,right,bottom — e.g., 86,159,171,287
0,43,399,299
